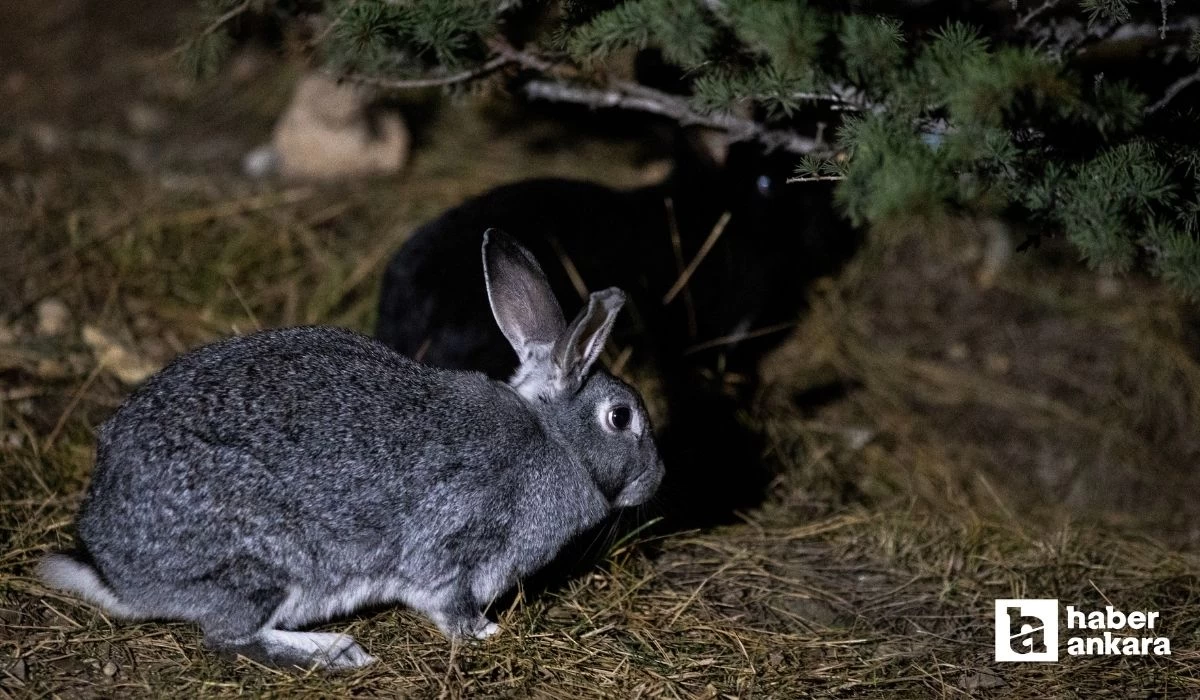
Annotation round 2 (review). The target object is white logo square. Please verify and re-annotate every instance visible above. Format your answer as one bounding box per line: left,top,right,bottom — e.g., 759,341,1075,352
995,599,1059,662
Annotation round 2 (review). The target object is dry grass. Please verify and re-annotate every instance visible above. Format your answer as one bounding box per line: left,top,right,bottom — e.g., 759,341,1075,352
5,1,1200,696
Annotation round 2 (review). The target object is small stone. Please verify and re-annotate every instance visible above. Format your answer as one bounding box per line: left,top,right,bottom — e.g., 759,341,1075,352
35,298,71,337
102,660,119,677
271,73,410,180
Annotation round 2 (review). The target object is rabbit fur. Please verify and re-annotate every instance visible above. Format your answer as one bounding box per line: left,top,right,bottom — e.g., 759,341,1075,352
40,230,663,670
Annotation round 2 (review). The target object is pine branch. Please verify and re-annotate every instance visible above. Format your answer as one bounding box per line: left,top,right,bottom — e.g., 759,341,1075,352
331,54,514,90
521,78,829,155
329,41,832,155
1016,0,1063,30
1146,68,1200,113
199,0,254,41
785,174,846,183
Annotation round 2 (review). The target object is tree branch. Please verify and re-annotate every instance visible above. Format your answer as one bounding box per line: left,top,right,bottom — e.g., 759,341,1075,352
786,174,846,183
203,0,254,38
1146,68,1200,114
522,78,829,155
331,54,515,90
1015,0,1062,30
167,0,254,59
333,42,832,155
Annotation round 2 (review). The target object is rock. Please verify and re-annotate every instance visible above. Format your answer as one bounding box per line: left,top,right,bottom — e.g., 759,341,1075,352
35,298,71,337
82,326,159,385
101,660,119,677
266,73,409,181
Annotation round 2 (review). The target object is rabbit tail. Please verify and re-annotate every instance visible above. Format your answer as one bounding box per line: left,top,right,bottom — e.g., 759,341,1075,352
38,552,142,619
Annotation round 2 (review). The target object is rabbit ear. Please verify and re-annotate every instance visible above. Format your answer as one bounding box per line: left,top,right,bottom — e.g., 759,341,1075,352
483,229,567,364
554,288,625,384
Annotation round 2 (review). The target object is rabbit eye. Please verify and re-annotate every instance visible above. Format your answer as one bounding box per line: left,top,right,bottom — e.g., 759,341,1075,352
755,174,773,197
606,405,633,431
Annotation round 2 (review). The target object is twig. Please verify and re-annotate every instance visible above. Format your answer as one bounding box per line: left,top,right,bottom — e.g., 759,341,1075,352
545,235,590,302
491,42,558,73
523,79,827,155
663,197,697,339
683,320,800,355
166,0,253,58
786,174,846,183
204,0,254,37
224,277,261,331
662,211,732,306
609,345,634,376
335,40,829,154
43,363,104,452
1146,68,1200,114
334,41,561,92
1015,0,1062,30
333,54,513,91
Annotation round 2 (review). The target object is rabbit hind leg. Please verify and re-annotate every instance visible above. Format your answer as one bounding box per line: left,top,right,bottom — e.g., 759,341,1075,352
200,589,376,670
219,630,377,670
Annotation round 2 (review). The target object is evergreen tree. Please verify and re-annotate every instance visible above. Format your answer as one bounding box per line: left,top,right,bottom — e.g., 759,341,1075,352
182,0,1200,297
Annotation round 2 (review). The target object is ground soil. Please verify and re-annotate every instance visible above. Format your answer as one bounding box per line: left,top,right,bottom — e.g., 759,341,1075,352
2,1,1199,697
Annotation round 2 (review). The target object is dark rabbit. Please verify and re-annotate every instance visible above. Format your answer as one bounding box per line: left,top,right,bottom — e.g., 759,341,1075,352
378,137,856,380
40,230,663,670
376,135,859,523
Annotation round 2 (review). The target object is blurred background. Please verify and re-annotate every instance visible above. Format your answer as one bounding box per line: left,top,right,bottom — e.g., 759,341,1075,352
3,0,1200,696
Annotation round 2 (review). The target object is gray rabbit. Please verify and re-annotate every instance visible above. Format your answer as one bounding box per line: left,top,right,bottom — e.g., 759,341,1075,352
39,229,663,670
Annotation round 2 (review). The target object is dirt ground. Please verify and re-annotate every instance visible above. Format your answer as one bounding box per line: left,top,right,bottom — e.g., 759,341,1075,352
2,1,1200,697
